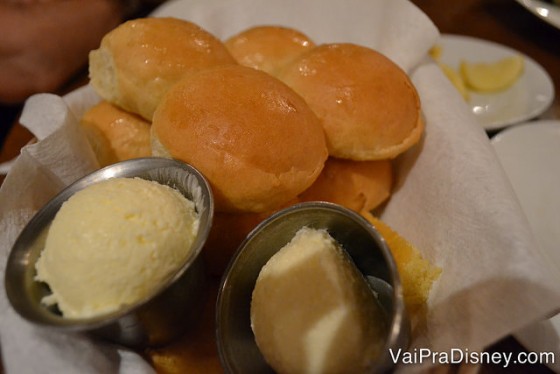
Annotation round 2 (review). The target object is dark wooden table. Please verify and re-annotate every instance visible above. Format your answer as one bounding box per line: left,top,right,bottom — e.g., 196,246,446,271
1,0,558,372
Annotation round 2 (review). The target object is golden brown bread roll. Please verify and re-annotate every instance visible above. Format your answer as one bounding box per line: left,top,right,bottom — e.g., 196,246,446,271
89,17,236,121
203,211,266,277
279,43,423,160
80,100,151,167
203,198,300,277
225,25,315,77
299,157,392,213
152,65,328,213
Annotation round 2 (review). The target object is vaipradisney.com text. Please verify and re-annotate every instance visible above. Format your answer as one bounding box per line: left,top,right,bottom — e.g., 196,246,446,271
390,348,555,368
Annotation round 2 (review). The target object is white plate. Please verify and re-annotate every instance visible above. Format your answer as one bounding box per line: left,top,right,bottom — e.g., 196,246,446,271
492,120,560,370
515,0,560,30
439,34,554,131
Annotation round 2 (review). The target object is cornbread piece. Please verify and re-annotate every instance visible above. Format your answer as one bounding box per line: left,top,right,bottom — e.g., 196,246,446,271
225,25,315,77
35,177,199,319
80,100,151,167
251,227,387,374
299,157,392,213
279,43,423,160
362,212,441,315
89,17,236,120
152,65,328,213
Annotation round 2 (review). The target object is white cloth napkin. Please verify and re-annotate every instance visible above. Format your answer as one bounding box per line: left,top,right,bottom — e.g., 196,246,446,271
390,62,560,352
1,0,559,372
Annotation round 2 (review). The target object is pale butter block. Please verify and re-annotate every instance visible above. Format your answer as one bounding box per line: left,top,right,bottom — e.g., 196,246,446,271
251,227,387,374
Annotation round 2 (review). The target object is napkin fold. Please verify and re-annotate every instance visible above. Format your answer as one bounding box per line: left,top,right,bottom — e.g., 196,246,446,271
387,62,560,353
152,0,438,73
1,0,559,372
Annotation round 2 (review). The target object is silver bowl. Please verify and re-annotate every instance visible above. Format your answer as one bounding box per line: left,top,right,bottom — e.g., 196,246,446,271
216,201,410,373
5,157,214,348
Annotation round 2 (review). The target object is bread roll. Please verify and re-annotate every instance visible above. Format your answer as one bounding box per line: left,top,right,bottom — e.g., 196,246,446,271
89,17,236,121
152,65,328,213
225,25,315,77
299,157,392,213
203,198,299,276
80,100,151,167
203,211,266,277
279,43,423,160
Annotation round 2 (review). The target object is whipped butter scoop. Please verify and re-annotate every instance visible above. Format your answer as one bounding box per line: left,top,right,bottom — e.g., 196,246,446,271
35,177,200,319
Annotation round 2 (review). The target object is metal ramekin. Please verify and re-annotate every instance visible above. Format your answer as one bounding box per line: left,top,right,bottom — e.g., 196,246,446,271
216,201,410,373
5,157,214,348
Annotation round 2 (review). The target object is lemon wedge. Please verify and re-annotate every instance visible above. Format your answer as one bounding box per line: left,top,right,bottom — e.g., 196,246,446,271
460,55,524,92
438,62,470,101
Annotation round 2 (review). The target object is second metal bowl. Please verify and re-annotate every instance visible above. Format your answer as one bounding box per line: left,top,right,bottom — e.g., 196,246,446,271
216,201,410,373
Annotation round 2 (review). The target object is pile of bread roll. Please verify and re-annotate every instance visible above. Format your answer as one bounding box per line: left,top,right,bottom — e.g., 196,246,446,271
84,17,425,279
82,15,443,373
